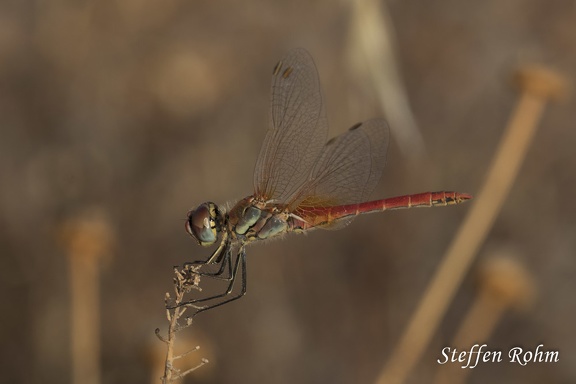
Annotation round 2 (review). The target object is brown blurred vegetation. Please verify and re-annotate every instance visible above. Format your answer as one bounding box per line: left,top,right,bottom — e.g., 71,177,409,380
0,1,575,383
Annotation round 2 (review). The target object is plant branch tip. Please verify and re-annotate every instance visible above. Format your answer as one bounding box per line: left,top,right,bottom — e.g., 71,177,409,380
155,328,168,343
177,360,209,378
478,255,536,310
513,65,570,101
174,346,201,360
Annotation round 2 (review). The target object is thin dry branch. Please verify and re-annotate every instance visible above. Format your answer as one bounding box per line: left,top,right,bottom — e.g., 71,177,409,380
374,66,568,384
158,264,208,383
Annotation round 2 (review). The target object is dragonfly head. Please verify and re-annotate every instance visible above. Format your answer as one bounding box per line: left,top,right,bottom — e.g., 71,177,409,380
186,202,223,246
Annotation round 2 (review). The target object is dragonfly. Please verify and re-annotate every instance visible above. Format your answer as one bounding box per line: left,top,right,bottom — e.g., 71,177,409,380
182,48,471,315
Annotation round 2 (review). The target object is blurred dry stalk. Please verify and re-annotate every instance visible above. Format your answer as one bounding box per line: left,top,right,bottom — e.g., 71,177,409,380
156,265,208,383
60,209,115,384
346,0,426,160
149,331,212,384
374,66,568,384
434,248,536,384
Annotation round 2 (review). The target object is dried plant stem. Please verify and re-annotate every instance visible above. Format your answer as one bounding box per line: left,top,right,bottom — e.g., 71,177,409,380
62,209,114,384
347,0,425,159
374,66,567,384
161,294,186,382
69,253,101,384
158,265,208,383
433,250,535,384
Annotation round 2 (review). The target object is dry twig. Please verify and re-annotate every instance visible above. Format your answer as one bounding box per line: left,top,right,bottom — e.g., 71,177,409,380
433,248,536,384
61,209,114,384
374,65,568,384
157,264,208,383
347,0,426,160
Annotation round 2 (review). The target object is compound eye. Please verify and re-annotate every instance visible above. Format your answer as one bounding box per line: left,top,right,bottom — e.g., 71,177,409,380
186,202,220,246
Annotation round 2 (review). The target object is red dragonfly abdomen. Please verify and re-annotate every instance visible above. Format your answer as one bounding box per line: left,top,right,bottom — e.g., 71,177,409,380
293,191,472,231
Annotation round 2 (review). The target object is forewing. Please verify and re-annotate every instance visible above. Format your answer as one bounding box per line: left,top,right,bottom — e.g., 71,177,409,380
293,119,389,225
253,48,328,203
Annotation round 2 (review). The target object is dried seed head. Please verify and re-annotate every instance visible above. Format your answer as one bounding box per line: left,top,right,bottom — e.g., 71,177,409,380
478,249,536,311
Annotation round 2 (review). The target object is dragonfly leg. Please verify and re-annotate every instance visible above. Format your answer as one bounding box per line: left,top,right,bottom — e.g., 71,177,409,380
183,246,247,317
207,230,229,264
166,245,235,311
185,247,231,280
183,237,232,281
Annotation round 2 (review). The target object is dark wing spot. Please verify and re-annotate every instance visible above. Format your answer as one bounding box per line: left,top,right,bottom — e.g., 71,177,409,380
349,122,363,131
282,67,294,79
273,60,283,75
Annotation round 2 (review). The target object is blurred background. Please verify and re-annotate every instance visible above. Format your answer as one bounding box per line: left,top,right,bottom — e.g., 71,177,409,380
1,0,575,383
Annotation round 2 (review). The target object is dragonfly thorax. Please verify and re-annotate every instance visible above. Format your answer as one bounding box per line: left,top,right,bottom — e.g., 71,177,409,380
228,197,289,242
186,202,225,246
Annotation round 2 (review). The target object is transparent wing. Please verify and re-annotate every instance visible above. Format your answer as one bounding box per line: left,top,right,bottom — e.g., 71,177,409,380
253,48,328,203
292,119,389,225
